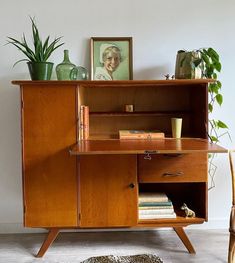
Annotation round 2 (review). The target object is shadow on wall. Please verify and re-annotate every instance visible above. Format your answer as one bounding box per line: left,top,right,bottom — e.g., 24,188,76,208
133,65,171,80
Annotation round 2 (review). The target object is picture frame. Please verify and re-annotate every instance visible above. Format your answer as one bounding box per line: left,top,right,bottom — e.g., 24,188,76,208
90,37,133,80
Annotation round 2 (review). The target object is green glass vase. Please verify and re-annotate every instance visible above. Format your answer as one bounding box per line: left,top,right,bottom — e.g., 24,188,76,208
56,50,76,80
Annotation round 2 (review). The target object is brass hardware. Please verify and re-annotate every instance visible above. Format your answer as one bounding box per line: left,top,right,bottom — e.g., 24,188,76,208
144,150,157,154
144,153,152,160
162,171,184,177
163,153,183,158
143,150,158,160
129,183,135,189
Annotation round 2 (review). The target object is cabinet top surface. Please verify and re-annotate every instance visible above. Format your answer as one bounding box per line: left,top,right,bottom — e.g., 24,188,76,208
12,79,214,87
70,138,227,155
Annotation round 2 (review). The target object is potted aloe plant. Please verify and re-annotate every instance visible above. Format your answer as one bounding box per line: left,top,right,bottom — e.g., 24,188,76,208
7,17,64,80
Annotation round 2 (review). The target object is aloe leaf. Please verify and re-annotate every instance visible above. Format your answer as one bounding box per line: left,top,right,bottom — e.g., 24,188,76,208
7,40,35,61
7,17,64,64
44,39,64,60
13,59,30,67
42,36,50,53
22,34,36,60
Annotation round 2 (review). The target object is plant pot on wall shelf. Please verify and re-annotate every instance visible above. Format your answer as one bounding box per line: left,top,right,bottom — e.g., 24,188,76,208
27,62,54,80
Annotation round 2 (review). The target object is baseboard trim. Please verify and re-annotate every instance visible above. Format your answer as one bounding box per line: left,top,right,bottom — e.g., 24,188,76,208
0,223,46,234
0,218,229,234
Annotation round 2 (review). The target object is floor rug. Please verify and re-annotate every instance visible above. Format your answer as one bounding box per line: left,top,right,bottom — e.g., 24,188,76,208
80,254,163,263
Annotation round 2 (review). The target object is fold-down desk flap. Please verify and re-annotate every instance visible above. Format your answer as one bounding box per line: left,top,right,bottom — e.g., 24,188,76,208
70,138,227,155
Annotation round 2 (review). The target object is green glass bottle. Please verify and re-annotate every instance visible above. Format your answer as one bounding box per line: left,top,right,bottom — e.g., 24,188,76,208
56,50,76,80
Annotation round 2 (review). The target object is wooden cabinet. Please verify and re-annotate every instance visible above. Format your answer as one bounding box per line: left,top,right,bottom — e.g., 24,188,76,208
12,79,227,257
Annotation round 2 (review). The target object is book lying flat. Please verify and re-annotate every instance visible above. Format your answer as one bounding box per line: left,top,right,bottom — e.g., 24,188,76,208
119,130,165,139
139,208,175,215
139,213,177,220
139,201,173,207
139,192,169,203
139,205,174,210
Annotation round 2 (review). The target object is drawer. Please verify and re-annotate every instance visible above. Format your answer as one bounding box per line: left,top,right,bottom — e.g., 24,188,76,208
138,153,207,183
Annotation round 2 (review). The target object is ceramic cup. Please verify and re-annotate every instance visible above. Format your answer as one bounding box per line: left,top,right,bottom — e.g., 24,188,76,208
171,118,182,138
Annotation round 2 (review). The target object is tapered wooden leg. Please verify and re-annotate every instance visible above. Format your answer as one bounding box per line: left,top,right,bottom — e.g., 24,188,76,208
228,206,235,263
228,233,235,263
36,228,60,257
173,227,196,254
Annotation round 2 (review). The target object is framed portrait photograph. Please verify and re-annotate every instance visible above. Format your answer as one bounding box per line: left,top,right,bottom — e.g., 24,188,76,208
90,37,133,80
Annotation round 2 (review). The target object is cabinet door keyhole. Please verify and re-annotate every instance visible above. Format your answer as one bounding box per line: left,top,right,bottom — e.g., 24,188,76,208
129,183,135,189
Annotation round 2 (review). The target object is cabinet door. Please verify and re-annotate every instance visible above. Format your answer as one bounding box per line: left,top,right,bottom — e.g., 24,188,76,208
22,86,78,227
79,155,138,227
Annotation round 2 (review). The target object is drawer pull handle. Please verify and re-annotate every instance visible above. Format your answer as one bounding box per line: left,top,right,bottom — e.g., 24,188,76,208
162,171,184,177
163,154,183,158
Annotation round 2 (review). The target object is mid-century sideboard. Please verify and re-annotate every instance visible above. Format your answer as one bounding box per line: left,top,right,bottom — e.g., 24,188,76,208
12,79,227,257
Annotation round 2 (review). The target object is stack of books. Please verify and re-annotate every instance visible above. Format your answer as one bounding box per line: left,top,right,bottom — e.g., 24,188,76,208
79,105,89,140
138,192,176,220
119,130,165,140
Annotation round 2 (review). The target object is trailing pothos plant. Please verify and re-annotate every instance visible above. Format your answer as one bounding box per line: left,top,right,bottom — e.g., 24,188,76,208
192,47,230,189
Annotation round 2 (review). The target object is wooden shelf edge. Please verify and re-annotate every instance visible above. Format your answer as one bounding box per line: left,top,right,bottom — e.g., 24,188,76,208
137,216,205,226
70,138,227,155
12,79,215,86
27,217,205,230
90,111,192,117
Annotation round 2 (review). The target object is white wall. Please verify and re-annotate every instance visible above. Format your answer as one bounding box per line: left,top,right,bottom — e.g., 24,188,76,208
0,0,234,233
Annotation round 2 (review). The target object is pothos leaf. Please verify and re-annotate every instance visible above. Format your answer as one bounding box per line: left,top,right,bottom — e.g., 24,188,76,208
208,103,213,113
216,81,222,88
209,83,219,94
210,136,219,143
215,94,223,106
213,73,217,79
217,120,228,129
214,61,221,72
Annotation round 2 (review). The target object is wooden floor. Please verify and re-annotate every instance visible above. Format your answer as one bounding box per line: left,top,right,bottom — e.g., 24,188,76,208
0,229,229,263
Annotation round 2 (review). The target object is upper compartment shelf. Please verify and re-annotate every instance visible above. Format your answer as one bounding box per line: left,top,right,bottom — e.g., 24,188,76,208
90,110,191,117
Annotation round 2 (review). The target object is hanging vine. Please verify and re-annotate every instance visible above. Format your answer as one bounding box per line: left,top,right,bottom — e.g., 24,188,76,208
193,48,230,189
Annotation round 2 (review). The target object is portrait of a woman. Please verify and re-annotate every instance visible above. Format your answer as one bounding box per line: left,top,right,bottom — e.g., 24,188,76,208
91,37,133,80
94,44,121,80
